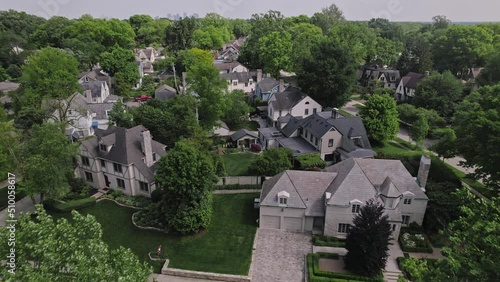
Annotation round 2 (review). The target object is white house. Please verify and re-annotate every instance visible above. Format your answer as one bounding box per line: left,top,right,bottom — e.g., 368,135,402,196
220,71,259,93
259,156,431,240
214,61,249,74
267,87,322,128
360,65,401,90
395,72,425,102
78,125,168,197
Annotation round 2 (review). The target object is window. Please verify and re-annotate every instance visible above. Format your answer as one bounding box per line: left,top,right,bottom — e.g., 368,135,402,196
232,81,238,86
99,144,107,151
392,224,396,231
113,163,123,173
305,109,309,115
279,197,288,205
305,101,310,105
152,153,157,162
85,172,93,182
305,131,309,139
328,139,334,147
245,83,248,87
310,134,313,142
138,181,149,192
403,198,412,205
100,160,106,168
338,223,350,233
352,204,361,214
315,137,318,146
117,178,126,189
313,108,317,114
402,215,410,225
249,80,253,85
81,156,90,167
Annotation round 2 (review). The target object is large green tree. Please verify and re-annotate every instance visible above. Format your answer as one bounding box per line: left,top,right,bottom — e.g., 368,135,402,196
0,206,152,281
478,51,500,86
223,90,252,129
328,22,376,64
32,16,72,48
453,85,500,190
345,199,392,277
297,37,357,107
0,121,22,179
99,46,136,76
258,31,293,78
311,3,345,33
429,128,458,161
289,23,324,71
360,94,399,142
414,71,464,120
108,100,134,128
250,148,292,176
409,113,430,146
155,141,217,234
164,17,200,51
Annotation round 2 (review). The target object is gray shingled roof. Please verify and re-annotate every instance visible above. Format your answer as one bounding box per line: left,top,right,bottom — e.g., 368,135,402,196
230,129,258,142
258,77,279,93
0,81,20,93
277,137,316,156
280,116,305,137
81,125,167,182
258,127,281,140
270,87,307,111
87,103,114,120
220,72,257,83
380,176,401,198
81,81,106,98
260,170,337,216
401,72,425,89
214,61,244,71
155,84,177,100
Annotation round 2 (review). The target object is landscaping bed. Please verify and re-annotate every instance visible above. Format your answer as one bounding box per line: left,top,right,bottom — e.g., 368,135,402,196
47,193,259,275
312,235,346,248
102,190,151,208
397,257,441,281
307,253,383,282
399,232,433,253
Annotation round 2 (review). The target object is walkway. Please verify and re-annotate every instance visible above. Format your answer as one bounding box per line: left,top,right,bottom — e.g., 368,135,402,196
0,195,40,227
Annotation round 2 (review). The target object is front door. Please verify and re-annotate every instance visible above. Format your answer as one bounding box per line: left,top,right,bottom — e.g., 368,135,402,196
313,217,325,231
104,175,110,188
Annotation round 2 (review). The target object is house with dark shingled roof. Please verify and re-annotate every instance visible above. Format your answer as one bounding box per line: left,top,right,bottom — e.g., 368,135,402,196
395,72,426,102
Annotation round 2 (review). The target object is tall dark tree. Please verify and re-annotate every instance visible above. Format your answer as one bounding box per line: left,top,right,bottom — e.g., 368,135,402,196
164,17,200,51
360,94,399,142
298,37,357,107
311,4,345,34
345,199,392,277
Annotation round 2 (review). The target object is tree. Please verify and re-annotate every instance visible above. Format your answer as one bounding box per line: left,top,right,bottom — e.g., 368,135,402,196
230,19,251,38
164,17,200,51
298,37,357,107
0,121,22,179
478,51,500,86
250,148,292,176
21,122,78,204
289,23,324,71
19,48,80,108
31,16,72,48
311,3,345,33
192,25,229,50
223,90,251,128
6,64,22,80
414,71,464,120
453,85,500,189
432,15,451,30
155,141,217,234
0,65,7,81
328,22,377,64
0,206,152,281
441,190,500,281
99,46,136,76
360,94,399,142
372,37,404,66
429,128,458,160
345,199,392,277
108,100,134,128
409,113,429,146
258,31,293,78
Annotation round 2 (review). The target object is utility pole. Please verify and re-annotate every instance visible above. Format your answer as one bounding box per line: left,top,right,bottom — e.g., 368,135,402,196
172,63,178,92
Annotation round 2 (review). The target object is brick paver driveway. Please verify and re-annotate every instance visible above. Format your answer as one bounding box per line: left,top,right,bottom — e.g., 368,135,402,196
250,229,312,282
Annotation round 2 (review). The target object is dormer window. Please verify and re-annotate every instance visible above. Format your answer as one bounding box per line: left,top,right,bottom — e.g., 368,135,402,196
99,144,107,151
278,191,290,206
403,198,412,205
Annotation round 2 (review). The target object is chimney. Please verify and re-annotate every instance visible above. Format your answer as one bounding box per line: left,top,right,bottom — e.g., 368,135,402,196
279,79,285,92
257,69,263,83
417,155,431,191
332,108,339,119
141,130,154,167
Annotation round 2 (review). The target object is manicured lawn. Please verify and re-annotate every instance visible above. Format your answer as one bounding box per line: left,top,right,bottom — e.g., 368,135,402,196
338,109,354,117
222,152,260,176
48,193,259,275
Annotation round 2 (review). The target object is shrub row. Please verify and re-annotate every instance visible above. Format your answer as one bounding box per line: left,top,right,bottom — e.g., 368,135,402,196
213,184,261,190
313,235,346,248
397,257,441,281
44,197,96,213
307,253,382,282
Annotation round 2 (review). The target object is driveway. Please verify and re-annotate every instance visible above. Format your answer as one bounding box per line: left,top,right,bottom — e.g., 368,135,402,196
250,229,312,282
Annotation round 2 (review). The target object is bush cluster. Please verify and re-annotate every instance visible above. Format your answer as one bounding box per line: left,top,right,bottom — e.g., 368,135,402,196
399,232,433,253
312,235,346,248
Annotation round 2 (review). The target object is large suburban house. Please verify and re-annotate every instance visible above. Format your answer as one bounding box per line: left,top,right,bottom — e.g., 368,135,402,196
78,125,168,197
395,72,426,102
359,65,401,90
267,87,322,127
214,61,249,74
46,93,95,140
78,69,112,90
259,109,374,162
221,71,259,94
259,156,431,240
80,79,121,130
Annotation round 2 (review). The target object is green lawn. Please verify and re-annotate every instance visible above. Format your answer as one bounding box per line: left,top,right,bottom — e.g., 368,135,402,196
222,152,260,176
48,194,259,275
338,109,354,117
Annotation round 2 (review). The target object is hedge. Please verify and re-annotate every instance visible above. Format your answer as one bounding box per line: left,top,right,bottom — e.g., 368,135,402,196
43,197,96,213
307,253,383,282
399,232,433,253
313,235,346,248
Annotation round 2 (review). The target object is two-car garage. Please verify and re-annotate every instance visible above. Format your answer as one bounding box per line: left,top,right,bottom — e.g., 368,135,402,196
260,213,304,232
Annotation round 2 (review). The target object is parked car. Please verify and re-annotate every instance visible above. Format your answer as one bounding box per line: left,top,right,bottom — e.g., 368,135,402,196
134,95,152,102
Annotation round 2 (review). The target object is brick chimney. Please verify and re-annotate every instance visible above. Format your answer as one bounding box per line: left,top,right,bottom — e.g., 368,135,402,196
257,69,263,83
279,79,285,92
141,130,154,167
417,155,431,191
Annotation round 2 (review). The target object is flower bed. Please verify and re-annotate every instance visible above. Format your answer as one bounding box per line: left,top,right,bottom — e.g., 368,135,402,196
307,253,383,282
399,232,433,253
102,191,151,208
312,235,346,248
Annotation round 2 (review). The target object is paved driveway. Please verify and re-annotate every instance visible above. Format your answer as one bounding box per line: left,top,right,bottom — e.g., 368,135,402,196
250,229,312,282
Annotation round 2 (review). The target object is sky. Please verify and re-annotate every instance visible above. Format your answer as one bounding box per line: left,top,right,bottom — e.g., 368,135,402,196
1,0,499,22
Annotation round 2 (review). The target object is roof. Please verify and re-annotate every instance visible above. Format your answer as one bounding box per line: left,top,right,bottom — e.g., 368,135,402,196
270,87,308,111
401,72,425,89
80,125,167,182
0,81,20,93
214,61,244,72
230,129,258,141
220,72,257,83
81,81,106,98
258,78,280,93
87,103,114,120
215,120,230,130
155,84,177,100
260,170,338,216
277,137,316,156
258,127,282,140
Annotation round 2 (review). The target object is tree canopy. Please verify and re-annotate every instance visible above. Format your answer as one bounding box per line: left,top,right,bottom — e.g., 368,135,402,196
361,94,399,142
250,147,292,176
258,31,293,78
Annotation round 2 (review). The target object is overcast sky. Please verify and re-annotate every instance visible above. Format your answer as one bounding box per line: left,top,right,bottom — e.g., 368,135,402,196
1,0,499,22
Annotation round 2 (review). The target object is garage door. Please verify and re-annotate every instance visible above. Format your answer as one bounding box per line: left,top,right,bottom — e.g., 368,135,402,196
283,217,302,232
261,216,280,229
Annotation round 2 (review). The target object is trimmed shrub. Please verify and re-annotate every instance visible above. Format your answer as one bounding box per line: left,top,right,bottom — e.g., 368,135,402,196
250,143,262,152
134,202,168,230
295,153,327,170
313,235,346,248
307,253,383,282
150,188,164,203
399,232,433,253
110,189,122,198
43,197,96,213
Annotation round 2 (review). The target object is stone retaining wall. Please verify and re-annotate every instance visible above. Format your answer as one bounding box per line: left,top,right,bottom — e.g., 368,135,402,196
161,260,250,282
97,198,143,210
131,212,169,234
